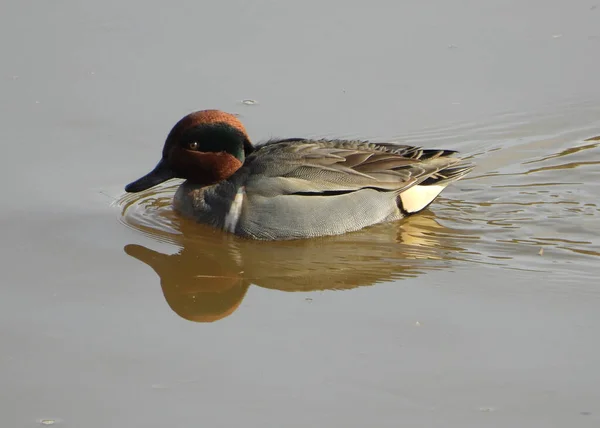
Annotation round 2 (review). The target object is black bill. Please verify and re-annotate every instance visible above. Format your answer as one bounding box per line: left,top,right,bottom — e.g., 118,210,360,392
125,159,176,192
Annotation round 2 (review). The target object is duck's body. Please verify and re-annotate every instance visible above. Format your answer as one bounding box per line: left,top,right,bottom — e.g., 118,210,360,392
125,110,473,240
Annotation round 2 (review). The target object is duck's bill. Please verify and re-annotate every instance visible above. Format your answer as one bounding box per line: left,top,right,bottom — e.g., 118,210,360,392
125,159,176,192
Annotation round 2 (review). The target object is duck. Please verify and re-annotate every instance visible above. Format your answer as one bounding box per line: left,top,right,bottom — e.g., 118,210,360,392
125,110,473,240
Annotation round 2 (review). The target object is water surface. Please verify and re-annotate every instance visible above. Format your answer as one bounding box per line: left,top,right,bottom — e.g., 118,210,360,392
2,1,600,427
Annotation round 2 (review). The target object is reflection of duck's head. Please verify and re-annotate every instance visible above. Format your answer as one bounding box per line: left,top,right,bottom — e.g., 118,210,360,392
124,244,249,322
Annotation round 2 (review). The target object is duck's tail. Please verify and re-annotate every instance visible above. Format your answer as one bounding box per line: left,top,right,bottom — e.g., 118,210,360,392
397,152,474,215
419,162,474,186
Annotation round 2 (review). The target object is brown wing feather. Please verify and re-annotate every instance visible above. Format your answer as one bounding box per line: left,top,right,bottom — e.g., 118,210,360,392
244,139,468,195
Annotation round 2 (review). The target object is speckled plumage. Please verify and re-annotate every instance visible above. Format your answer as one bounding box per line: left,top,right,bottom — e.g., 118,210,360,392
173,138,473,240
125,110,473,240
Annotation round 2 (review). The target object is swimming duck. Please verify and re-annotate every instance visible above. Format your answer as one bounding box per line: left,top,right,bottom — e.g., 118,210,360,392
125,110,473,240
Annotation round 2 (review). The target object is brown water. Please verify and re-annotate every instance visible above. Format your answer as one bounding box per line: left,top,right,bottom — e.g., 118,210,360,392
2,1,600,427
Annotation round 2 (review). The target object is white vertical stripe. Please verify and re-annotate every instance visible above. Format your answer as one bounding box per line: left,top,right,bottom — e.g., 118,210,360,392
224,187,245,233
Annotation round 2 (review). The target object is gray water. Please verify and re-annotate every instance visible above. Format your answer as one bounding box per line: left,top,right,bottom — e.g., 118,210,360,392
2,1,600,427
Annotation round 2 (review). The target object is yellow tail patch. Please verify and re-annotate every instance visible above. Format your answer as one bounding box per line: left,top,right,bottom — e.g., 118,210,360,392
399,185,445,213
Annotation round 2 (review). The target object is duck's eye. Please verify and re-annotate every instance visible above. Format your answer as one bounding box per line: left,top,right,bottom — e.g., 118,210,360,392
188,141,199,150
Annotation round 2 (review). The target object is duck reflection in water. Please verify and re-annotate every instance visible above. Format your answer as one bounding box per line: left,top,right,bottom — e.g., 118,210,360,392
122,195,469,323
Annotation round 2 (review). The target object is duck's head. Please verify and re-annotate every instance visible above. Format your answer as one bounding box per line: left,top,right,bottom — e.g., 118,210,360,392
125,110,253,192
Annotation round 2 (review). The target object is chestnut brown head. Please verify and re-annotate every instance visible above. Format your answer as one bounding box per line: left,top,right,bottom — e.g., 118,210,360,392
125,110,253,192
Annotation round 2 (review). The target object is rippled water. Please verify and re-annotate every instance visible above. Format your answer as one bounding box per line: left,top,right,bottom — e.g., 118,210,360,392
119,102,600,322
4,1,600,426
